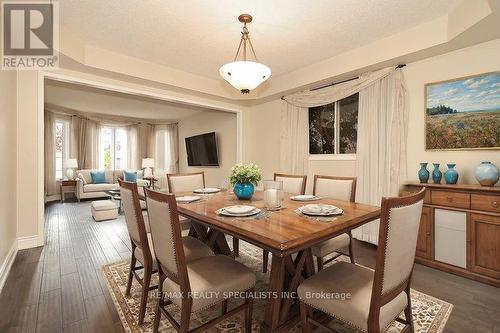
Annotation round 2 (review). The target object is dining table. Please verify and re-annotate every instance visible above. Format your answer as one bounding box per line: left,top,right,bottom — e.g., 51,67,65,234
166,190,381,333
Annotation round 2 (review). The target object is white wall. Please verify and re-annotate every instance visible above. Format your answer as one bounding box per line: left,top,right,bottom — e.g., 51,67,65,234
244,39,500,191
0,70,18,285
178,110,237,188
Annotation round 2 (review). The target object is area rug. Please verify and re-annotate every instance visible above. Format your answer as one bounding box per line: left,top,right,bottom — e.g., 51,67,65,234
102,243,453,333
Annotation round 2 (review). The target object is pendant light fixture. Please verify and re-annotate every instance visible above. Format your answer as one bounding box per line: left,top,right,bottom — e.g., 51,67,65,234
219,14,271,94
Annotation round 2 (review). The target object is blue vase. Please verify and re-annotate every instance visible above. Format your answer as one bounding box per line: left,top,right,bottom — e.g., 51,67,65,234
234,182,255,200
444,163,459,184
432,163,442,184
418,163,430,183
474,161,499,187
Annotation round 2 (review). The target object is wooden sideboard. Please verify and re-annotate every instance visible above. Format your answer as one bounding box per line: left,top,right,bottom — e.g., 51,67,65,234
403,182,500,287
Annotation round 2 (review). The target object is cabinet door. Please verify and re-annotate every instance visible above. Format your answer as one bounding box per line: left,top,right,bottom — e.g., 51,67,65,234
416,206,433,259
470,213,500,279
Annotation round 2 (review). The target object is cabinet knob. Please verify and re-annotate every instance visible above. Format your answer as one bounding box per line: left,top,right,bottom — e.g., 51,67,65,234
492,201,499,208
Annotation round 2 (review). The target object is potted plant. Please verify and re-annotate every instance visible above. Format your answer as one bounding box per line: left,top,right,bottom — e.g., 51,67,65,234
230,163,262,200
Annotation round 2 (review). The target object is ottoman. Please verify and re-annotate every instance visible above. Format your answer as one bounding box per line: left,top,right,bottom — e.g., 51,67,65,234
91,200,118,221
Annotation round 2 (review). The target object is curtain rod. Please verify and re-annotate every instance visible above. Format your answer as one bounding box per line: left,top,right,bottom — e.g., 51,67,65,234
280,64,406,100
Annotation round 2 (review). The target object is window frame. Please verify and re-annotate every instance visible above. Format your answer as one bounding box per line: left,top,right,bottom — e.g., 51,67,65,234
308,97,358,161
54,119,70,180
99,126,128,170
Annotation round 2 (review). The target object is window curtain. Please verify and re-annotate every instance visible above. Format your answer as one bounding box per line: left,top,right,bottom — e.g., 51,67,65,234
155,123,179,174
281,67,408,245
352,69,408,244
70,116,100,169
44,111,58,197
126,124,140,170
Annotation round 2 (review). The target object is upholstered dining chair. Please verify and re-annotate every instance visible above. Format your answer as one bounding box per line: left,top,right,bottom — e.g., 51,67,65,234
311,175,357,270
119,180,214,325
260,173,307,273
144,188,256,333
167,172,205,193
298,188,425,333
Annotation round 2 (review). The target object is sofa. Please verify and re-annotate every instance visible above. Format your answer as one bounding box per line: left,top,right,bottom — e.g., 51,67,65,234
76,169,149,201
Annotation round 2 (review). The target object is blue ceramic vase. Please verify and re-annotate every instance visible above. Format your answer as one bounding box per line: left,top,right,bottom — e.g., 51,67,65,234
432,163,442,184
444,163,459,184
474,161,499,187
234,182,255,200
418,163,430,183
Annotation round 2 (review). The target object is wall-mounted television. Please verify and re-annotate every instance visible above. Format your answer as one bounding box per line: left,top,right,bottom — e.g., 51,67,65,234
185,132,219,167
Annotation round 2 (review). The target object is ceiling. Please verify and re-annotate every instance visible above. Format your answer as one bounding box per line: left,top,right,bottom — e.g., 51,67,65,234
60,0,462,81
45,80,208,121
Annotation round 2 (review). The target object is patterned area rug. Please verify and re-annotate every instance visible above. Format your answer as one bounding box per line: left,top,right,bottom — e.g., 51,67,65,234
102,242,453,333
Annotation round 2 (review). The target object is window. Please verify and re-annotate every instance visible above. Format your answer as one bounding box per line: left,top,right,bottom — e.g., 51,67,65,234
99,127,127,170
309,93,358,155
55,120,70,180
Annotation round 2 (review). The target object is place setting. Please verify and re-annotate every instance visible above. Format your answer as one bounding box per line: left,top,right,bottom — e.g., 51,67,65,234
290,194,321,201
216,204,269,220
295,203,344,222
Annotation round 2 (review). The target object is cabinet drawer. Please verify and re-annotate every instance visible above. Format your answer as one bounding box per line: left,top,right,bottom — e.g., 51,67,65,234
471,194,500,214
431,190,470,209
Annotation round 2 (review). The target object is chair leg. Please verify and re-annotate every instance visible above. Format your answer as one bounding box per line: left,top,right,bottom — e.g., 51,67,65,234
300,302,312,333
244,289,254,333
126,254,136,296
233,237,240,257
179,299,193,333
221,299,228,315
348,231,355,263
262,250,269,273
153,292,162,333
138,266,152,325
316,256,324,271
404,291,414,333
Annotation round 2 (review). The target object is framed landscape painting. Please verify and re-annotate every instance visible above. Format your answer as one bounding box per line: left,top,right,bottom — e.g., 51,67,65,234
425,71,500,150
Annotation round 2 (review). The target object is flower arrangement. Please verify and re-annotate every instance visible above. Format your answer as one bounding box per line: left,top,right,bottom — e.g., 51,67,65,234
229,163,262,186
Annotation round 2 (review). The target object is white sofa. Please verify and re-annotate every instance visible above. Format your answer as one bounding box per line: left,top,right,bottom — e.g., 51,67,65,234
76,169,149,201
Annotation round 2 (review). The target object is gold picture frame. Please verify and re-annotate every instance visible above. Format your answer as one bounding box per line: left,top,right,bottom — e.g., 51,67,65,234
424,71,500,151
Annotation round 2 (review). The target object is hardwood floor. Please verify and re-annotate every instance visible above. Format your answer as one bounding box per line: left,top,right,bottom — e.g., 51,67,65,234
0,200,499,332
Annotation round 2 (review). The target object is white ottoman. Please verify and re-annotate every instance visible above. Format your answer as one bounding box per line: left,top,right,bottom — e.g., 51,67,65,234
91,200,118,221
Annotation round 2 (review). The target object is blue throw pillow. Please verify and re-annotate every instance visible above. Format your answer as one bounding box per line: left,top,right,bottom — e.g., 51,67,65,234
90,171,107,184
123,170,138,182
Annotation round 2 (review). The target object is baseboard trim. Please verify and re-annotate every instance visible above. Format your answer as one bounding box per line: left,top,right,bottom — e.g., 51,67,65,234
0,240,18,293
17,235,39,250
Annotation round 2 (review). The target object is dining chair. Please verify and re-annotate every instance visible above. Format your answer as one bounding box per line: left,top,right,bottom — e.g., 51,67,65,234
119,180,214,325
298,188,426,333
167,172,205,193
144,188,256,333
261,173,307,273
311,175,357,270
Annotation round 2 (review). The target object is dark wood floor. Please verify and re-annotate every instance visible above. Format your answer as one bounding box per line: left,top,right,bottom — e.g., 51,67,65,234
0,201,499,332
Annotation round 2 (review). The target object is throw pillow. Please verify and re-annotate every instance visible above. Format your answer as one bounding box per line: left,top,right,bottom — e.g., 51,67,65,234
123,170,138,182
90,171,107,184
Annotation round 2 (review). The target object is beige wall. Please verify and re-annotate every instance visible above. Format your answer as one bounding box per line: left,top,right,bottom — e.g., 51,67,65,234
178,111,237,188
0,70,18,273
244,39,500,192
405,39,500,184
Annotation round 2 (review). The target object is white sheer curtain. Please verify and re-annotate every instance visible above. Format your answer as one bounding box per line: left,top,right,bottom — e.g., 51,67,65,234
279,103,309,175
44,111,58,197
70,116,100,169
352,70,408,244
155,123,179,174
126,124,140,170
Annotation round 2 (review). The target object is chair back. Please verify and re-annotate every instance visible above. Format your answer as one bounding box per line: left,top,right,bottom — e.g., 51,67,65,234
144,188,189,287
118,180,151,260
370,188,425,308
167,172,205,193
274,173,307,195
313,175,357,202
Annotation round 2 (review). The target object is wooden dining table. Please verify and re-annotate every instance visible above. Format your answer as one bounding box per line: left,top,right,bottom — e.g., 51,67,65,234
171,190,381,333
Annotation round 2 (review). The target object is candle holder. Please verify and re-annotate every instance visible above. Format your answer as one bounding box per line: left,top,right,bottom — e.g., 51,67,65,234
263,180,283,211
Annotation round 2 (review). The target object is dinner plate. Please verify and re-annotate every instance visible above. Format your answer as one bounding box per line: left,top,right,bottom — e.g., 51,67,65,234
224,205,256,214
176,196,201,203
193,187,221,194
217,206,261,217
298,204,343,216
290,194,320,201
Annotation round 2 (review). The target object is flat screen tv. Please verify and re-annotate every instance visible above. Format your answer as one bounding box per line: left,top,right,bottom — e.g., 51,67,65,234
185,132,219,166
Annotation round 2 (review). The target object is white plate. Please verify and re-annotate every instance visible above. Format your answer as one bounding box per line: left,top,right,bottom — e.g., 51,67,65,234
290,195,319,201
218,206,261,217
298,204,343,216
176,196,201,203
193,187,221,194
224,205,256,214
